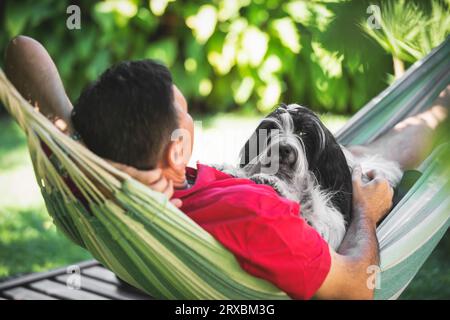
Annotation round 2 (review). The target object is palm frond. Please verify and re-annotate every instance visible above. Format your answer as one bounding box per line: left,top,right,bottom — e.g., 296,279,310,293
361,0,450,63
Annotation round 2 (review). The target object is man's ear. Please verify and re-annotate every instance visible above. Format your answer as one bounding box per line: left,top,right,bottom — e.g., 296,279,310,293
166,138,186,170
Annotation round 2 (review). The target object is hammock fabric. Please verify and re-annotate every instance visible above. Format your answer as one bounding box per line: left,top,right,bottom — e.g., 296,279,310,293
0,37,449,300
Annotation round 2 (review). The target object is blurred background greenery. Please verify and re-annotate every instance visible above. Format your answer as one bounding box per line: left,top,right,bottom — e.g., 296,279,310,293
0,0,449,299
0,0,447,116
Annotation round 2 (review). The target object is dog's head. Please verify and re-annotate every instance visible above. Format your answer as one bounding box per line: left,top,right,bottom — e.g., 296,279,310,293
239,104,353,221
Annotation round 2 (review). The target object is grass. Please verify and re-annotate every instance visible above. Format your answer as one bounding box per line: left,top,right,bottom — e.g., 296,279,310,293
0,114,448,299
0,118,92,279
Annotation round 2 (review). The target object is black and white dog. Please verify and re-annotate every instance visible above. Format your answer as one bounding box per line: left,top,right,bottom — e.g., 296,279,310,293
215,104,402,249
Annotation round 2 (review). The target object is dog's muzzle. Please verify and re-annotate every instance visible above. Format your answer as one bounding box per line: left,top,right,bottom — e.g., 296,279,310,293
278,142,297,166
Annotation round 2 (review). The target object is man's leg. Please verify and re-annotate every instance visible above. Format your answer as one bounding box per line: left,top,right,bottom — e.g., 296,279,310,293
348,86,450,170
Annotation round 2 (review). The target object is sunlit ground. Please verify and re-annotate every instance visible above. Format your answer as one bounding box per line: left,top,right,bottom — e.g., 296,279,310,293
0,114,448,299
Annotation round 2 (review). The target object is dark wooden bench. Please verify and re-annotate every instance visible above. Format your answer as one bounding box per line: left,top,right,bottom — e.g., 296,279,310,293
0,260,152,300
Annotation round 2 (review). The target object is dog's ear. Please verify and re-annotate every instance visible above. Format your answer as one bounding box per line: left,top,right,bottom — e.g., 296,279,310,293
239,124,263,167
239,134,253,168
239,108,281,167
289,107,353,221
312,141,353,222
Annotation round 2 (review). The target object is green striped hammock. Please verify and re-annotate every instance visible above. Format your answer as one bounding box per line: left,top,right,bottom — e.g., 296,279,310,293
0,37,449,300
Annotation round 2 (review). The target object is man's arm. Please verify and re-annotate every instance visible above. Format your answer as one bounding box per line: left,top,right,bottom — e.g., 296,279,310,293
319,86,449,298
5,35,182,207
5,35,74,133
315,166,393,299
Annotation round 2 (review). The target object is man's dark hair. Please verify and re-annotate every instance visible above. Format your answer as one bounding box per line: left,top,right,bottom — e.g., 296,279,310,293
71,59,178,170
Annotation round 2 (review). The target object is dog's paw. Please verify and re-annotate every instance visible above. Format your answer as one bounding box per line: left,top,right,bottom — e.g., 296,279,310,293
249,174,272,185
250,174,288,197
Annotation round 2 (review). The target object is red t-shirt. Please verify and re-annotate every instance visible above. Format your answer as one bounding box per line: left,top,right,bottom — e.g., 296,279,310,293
173,163,331,299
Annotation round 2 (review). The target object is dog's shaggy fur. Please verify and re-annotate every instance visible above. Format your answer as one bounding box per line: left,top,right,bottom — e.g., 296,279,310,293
214,104,402,249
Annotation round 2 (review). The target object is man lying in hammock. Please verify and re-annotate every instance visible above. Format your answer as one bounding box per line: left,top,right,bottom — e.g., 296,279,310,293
14,42,448,299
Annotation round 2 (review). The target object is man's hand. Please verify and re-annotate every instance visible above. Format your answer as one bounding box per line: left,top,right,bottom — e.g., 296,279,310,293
352,166,394,224
315,166,394,300
109,161,182,208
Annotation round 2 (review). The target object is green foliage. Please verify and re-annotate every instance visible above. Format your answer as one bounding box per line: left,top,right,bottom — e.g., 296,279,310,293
0,0,440,115
400,231,450,300
362,0,450,63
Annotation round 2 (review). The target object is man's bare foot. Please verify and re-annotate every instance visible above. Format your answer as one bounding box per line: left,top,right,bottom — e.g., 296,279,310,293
348,85,450,170
395,86,449,131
